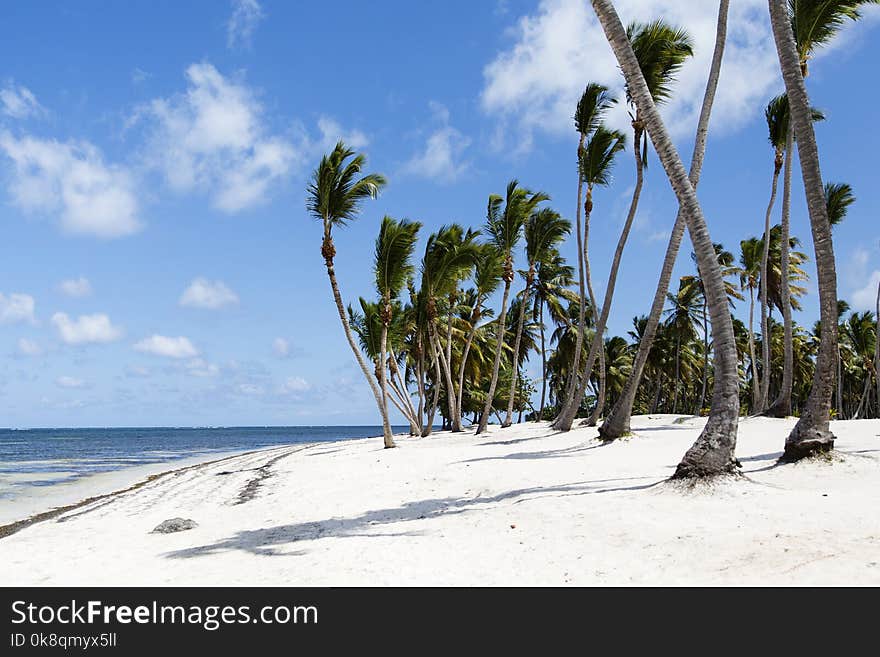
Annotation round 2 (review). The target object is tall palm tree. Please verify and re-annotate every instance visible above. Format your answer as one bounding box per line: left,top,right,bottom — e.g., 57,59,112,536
502,208,570,426
373,216,421,447
476,181,549,434
563,84,618,425
599,0,729,442
664,276,703,414
762,95,823,417
456,244,503,429
420,224,480,432
306,142,390,445
590,0,740,478
769,0,847,460
555,20,693,433
740,237,764,411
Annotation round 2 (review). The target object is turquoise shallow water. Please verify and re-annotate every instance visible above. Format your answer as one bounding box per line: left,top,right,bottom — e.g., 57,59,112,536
0,425,403,499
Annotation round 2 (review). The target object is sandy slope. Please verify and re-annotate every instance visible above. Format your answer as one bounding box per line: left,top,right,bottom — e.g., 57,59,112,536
1,415,878,586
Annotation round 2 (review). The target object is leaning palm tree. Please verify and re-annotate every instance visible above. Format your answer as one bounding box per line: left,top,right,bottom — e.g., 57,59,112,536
740,237,765,411
598,0,729,442
590,0,740,478
556,16,695,433
476,181,549,434
306,141,391,445
563,84,618,425
373,216,421,448
769,0,850,460
502,208,570,426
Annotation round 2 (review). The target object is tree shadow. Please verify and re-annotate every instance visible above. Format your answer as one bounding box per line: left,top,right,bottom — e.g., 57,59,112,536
478,430,565,447
163,477,664,560
457,441,605,464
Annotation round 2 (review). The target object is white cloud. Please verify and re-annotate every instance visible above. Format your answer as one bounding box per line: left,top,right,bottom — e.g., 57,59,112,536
280,376,310,394
315,116,369,151
59,276,92,298
186,358,220,377
402,102,472,183
852,271,880,311
1,83,45,119
52,312,123,345
0,292,36,325
227,0,265,49
139,62,297,212
273,337,290,357
133,334,198,359
17,337,42,356
0,131,141,238
179,277,239,309
56,375,85,389
481,0,783,150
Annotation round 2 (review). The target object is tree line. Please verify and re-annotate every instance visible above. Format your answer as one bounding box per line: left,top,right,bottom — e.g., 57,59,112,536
306,0,879,479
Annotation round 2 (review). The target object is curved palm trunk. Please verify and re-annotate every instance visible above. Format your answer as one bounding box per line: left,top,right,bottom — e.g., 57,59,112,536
769,0,838,461
445,301,463,432
564,134,590,426
431,319,460,432
759,153,782,410
323,231,395,448
455,305,481,429
768,125,795,417
503,270,534,426
698,296,709,413
476,271,513,434
591,0,739,477
585,236,605,427
378,323,395,447
599,0,729,441
747,286,761,411
538,299,548,420
875,280,880,419
423,340,442,437
553,140,642,433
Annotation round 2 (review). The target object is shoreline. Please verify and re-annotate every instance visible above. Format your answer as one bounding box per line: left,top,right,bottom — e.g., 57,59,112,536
1,415,878,586
0,445,287,534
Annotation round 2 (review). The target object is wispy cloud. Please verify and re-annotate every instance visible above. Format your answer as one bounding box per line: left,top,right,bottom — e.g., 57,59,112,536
227,0,265,49
0,82,46,119
59,276,93,298
52,312,123,345
0,292,36,325
401,102,471,183
133,334,199,359
179,278,239,309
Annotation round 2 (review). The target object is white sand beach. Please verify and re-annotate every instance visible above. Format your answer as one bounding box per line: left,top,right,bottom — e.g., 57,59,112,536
1,415,878,586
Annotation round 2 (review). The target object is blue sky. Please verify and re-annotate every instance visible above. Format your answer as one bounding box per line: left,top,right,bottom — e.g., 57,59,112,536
0,0,877,428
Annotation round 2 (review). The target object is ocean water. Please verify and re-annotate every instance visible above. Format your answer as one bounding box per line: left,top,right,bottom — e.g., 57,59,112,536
0,425,402,502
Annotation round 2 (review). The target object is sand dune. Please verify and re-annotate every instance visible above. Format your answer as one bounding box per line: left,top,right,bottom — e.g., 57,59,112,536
1,415,878,586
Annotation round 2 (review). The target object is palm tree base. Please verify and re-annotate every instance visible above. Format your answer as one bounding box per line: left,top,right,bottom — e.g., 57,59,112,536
763,399,791,418
779,433,834,463
597,416,630,442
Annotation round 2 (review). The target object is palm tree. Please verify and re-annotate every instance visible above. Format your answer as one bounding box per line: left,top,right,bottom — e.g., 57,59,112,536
740,237,764,411
563,84,619,426
555,20,693,434
825,182,855,229
456,244,503,429
502,208,570,426
373,216,421,447
769,0,858,460
664,276,703,414
530,254,577,419
599,0,729,442
590,0,740,478
306,142,391,445
476,181,549,434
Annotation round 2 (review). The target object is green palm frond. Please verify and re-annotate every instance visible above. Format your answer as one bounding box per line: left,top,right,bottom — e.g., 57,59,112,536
525,208,571,267
306,141,387,228
580,126,627,187
374,216,421,303
765,94,825,151
824,181,855,227
625,19,694,107
790,0,880,65
574,83,617,136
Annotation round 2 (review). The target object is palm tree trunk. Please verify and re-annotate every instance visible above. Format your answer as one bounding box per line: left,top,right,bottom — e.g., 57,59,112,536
759,154,781,411
416,337,426,434
598,0,730,441
430,320,459,432
445,299,462,431
698,296,709,413
456,305,481,429
588,343,606,426
538,298,547,420
852,374,870,420
504,270,534,426
554,125,644,432
423,343,442,437
564,134,590,425
875,279,880,419
747,286,761,411
323,231,395,448
769,0,838,461
476,274,513,434
378,320,396,448
672,334,681,414
768,125,795,417
585,230,605,427
591,0,739,478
